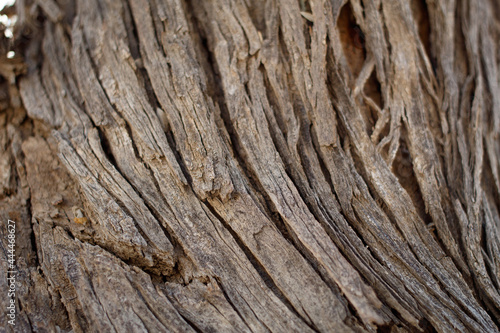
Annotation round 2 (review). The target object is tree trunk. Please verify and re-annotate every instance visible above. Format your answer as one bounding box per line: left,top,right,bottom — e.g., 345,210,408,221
1,0,500,331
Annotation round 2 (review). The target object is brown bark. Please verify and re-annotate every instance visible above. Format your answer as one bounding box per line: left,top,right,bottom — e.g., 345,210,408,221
1,0,500,332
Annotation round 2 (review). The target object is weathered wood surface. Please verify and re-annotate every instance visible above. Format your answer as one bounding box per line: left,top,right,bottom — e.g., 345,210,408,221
0,0,499,332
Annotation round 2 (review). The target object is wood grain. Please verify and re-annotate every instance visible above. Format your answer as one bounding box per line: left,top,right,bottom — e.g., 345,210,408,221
1,0,499,332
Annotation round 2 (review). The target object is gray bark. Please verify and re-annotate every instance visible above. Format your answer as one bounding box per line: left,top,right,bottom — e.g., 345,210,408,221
1,0,500,332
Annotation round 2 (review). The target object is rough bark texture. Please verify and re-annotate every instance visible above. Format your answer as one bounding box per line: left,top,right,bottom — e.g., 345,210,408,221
1,0,500,332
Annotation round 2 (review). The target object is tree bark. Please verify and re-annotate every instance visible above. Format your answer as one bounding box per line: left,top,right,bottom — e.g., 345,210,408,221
1,0,500,332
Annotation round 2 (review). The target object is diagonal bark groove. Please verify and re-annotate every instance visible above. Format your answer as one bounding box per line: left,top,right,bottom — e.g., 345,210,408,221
202,199,321,332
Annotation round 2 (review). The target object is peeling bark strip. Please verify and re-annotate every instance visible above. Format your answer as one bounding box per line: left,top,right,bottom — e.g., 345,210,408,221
0,0,499,331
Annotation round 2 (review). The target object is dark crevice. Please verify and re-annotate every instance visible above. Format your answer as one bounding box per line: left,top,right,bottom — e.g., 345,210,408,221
139,38,318,319
160,261,183,285
177,313,204,333
163,127,192,186
212,277,252,330
93,0,104,21
31,70,58,130
180,0,219,103
219,99,345,321
348,207,422,321
337,2,366,79
483,270,500,329
26,196,40,268
122,0,141,61
343,299,369,331
378,320,434,333
140,67,162,108
301,10,313,58
96,127,117,167
478,203,500,326
68,225,98,249
391,133,433,226
122,1,162,111
364,69,383,112
359,0,367,19
42,23,84,107
218,97,354,325
410,0,433,73
11,0,500,331
317,191,391,291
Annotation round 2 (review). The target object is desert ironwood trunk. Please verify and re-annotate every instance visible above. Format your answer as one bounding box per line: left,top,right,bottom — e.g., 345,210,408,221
0,0,499,332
